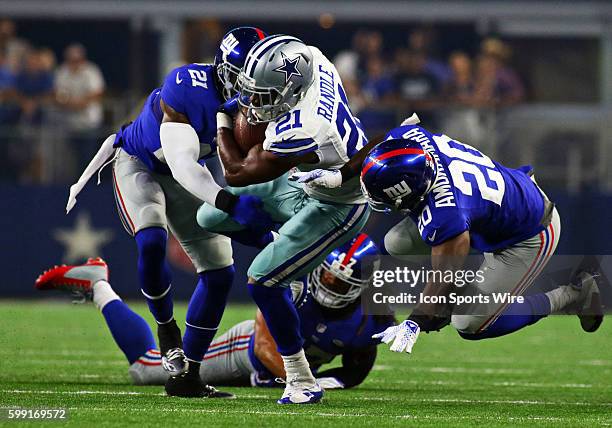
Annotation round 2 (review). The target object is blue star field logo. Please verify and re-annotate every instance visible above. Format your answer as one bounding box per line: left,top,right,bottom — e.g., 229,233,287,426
273,53,302,83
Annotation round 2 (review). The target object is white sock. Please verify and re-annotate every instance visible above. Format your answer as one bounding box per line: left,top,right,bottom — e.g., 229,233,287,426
93,280,121,311
282,349,315,386
545,285,580,312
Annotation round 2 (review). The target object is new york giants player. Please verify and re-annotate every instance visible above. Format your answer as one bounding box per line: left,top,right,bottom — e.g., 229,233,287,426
35,235,393,390
196,35,371,403
64,27,272,398
303,117,604,353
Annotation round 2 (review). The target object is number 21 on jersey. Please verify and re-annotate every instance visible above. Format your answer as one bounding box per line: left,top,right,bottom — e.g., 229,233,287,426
434,135,505,206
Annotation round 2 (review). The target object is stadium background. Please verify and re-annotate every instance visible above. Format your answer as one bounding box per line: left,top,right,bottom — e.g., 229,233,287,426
1,0,612,301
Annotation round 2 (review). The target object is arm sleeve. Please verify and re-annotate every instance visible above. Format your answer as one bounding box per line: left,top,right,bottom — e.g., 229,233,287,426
159,122,222,206
315,346,377,389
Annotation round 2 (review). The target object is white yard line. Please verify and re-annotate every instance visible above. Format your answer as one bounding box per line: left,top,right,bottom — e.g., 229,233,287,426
2,389,611,408
54,407,612,423
367,378,610,389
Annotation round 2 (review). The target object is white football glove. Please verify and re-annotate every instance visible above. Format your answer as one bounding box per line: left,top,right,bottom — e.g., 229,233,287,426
316,377,345,389
288,169,342,189
400,113,421,126
372,320,420,354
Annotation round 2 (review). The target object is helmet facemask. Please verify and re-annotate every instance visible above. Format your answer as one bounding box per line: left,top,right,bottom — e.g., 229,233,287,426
216,61,242,100
310,261,366,309
237,73,302,124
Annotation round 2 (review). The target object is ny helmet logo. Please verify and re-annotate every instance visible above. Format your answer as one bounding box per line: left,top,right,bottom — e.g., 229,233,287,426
383,180,412,199
220,34,240,60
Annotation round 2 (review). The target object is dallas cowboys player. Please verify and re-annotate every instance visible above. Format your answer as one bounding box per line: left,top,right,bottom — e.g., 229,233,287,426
298,117,604,353
35,235,393,390
196,35,371,403
64,27,273,397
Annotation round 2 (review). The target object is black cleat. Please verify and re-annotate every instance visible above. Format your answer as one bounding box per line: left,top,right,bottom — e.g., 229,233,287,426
165,370,235,399
569,271,604,333
158,320,188,376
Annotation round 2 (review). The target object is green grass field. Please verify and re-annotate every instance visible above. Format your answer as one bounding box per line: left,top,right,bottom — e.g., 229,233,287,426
0,300,610,427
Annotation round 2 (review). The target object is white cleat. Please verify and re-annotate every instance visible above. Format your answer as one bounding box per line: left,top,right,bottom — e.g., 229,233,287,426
277,377,323,404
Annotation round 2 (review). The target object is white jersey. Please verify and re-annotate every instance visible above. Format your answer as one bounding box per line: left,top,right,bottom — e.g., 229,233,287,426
262,46,367,204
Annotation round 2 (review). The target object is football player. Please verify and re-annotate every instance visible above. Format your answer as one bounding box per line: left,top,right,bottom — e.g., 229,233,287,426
294,116,604,353
63,27,273,398
196,35,372,403
35,235,393,390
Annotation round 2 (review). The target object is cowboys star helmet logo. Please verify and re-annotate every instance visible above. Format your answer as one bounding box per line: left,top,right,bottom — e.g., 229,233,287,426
273,53,303,84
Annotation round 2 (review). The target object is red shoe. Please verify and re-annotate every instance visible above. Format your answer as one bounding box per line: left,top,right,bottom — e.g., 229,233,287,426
35,257,108,301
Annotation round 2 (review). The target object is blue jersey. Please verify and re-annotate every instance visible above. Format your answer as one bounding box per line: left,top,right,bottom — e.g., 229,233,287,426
385,125,546,252
249,293,393,374
115,63,222,174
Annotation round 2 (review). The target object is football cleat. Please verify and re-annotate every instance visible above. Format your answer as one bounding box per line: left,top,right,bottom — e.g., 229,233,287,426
162,347,189,377
570,271,604,333
35,257,108,302
157,320,188,377
277,377,323,405
165,370,235,398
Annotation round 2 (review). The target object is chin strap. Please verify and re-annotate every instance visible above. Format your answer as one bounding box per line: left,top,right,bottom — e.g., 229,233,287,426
66,134,117,214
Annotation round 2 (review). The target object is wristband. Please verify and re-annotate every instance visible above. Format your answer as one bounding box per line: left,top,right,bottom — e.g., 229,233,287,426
216,112,233,130
215,190,239,214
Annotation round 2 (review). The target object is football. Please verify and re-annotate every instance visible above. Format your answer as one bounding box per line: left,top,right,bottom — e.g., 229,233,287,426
233,112,267,154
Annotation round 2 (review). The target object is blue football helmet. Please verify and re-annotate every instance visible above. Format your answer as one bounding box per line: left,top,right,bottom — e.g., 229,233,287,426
214,26,267,100
360,139,436,213
310,234,380,309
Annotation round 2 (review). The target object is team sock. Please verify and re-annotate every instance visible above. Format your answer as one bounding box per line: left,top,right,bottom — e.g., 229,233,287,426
135,227,174,324
460,293,551,340
281,349,316,386
183,266,235,362
94,281,157,364
247,283,304,356
545,285,581,312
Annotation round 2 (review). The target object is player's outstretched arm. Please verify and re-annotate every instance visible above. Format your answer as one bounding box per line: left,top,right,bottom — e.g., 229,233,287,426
373,231,471,354
289,134,384,188
412,230,470,324
315,346,377,389
290,114,422,188
253,309,286,378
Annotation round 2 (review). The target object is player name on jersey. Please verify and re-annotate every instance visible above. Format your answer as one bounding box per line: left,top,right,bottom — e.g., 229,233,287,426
403,127,456,208
317,65,335,123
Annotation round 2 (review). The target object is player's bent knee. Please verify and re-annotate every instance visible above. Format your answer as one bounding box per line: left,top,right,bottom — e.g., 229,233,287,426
135,227,167,261
451,314,488,336
383,221,428,257
182,235,233,272
196,203,230,231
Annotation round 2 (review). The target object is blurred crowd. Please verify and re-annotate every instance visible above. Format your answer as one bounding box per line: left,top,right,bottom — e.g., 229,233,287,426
0,19,526,184
335,27,525,135
0,19,105,182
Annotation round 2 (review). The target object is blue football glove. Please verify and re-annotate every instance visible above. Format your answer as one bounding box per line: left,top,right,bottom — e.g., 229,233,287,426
372,320,420,354
229,195,274,232
218,95,240,116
